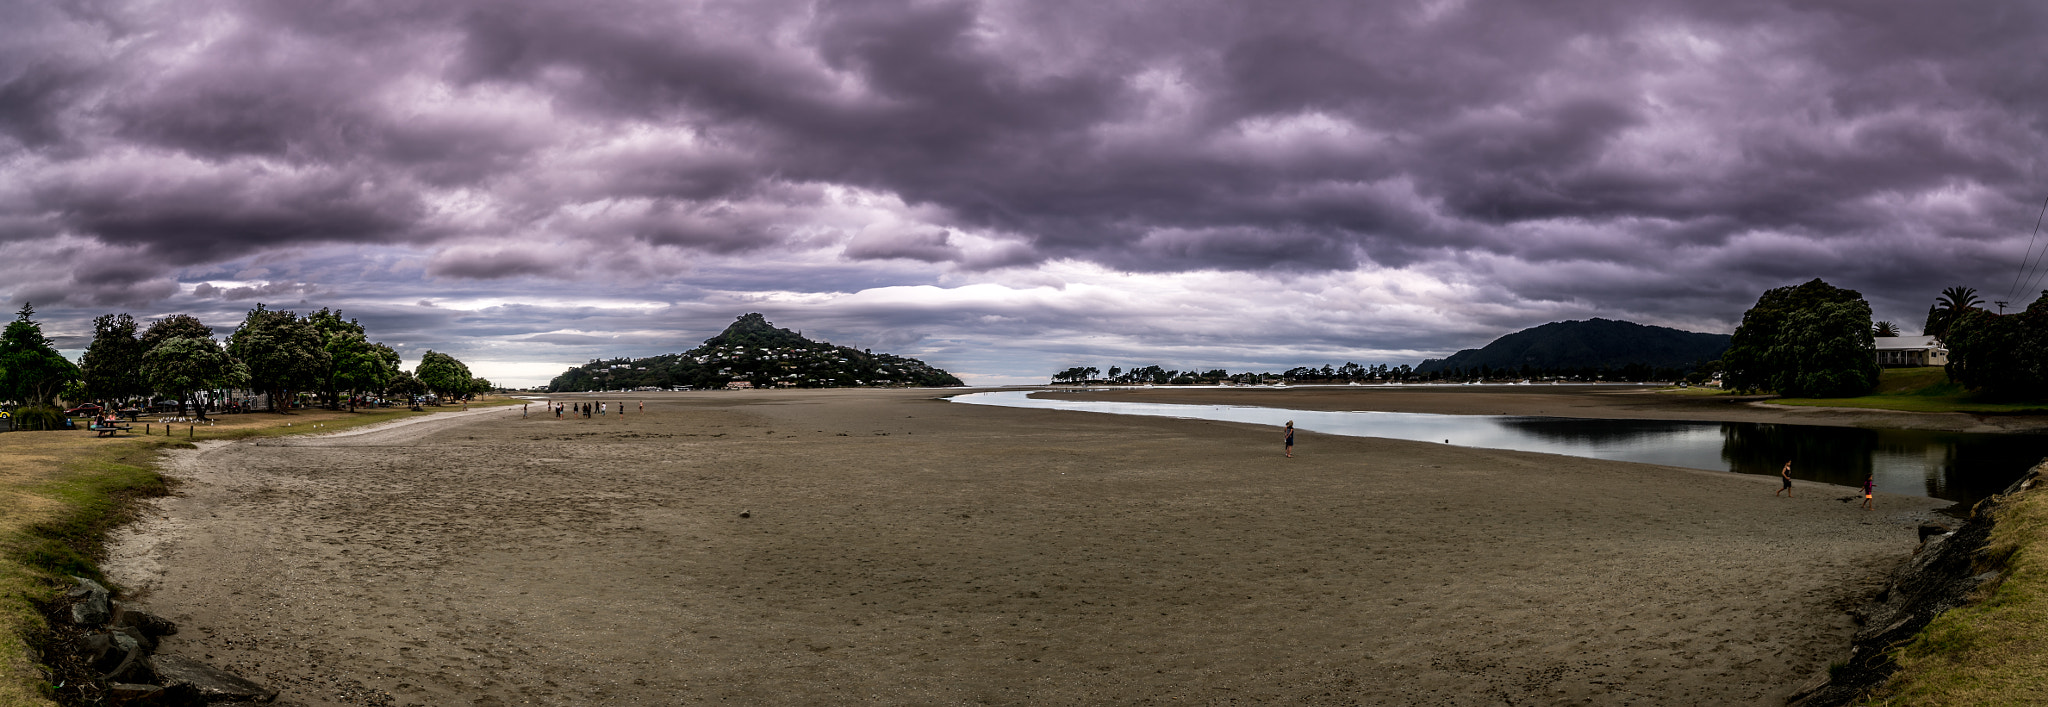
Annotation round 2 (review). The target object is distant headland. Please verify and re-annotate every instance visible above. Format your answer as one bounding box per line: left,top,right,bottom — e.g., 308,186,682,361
547,314,964,392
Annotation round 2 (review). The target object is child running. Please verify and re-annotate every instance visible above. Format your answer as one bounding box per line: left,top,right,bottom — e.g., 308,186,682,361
1776,461,1793,497
1861,474,1876,510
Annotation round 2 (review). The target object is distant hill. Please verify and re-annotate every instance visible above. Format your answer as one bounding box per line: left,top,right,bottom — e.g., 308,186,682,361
547,313,963,391
1416,319,1729,375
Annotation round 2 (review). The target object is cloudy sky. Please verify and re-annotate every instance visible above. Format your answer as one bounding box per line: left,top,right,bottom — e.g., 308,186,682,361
6,0,2047,386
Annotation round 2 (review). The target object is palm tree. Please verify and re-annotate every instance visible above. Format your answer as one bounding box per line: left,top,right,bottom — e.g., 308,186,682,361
1926,286,1984,340
1873,321,1899,337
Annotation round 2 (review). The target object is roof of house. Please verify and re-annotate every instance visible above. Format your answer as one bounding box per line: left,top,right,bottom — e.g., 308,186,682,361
1874,335,1942,351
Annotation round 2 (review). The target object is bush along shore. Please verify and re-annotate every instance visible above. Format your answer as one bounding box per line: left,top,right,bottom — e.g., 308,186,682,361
1791,457,2048,706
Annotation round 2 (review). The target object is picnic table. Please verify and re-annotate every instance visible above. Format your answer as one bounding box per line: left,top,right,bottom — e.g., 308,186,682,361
87,419,133,437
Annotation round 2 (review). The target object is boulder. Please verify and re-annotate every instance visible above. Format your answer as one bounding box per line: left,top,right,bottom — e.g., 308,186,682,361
102,632,145,682
152,654,277,703
67,577,111,625
72,632,113,668
114,606,179,637
112,624,156,654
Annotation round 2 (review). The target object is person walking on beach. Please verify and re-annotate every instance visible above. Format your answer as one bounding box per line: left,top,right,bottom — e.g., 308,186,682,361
1776,461,1793,497
1861,473,1876,510
1283,421,1295,458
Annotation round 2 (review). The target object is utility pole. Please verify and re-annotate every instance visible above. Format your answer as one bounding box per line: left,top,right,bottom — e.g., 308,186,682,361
1996,300,2009,314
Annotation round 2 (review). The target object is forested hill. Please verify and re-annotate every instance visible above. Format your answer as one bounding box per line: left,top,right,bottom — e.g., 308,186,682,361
1415,318,1730,376
547,313,964,392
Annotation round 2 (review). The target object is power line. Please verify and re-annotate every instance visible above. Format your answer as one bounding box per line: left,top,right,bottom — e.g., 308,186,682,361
2012,193,2048,304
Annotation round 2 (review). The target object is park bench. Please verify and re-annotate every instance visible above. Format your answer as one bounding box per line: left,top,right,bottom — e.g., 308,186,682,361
87,420,132,438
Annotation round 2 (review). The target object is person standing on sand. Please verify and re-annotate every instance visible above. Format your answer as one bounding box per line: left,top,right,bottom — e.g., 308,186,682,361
1284,421,1295,458
1776,461,1793,497
1862,474,1876,510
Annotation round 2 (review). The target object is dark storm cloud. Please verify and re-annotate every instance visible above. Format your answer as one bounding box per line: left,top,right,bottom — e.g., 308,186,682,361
12,0,2048,379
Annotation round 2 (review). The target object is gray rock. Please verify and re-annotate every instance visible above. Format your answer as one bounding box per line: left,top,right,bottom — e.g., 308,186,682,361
1918,522,1954,542
67,576,111,625
114,607,179,637
72,632,113,667
112,624,156,654
102,632,144,682
105,681,163,705
152,654,278,703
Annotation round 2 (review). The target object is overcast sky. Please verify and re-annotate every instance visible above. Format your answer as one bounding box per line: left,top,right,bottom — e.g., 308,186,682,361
6,0,2047,386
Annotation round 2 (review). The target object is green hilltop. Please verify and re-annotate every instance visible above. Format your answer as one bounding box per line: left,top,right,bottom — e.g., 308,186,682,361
546,313,964,392
1415,318,1730,377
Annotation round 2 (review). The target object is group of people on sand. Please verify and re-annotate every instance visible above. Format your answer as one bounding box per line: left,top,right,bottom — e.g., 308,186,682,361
541,401,645,419
1281,421,1881,510
1776,461,1877,510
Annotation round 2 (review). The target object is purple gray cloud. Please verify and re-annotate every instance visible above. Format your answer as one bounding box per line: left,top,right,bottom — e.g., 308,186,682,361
5,0,2046,384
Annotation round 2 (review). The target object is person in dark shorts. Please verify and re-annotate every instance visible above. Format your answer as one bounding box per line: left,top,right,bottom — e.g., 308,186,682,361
1776,461,1793,497
1861,474,1876,510
1284,421,1295,458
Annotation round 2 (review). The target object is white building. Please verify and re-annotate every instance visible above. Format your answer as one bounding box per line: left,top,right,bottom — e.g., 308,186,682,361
1874,335,1947,367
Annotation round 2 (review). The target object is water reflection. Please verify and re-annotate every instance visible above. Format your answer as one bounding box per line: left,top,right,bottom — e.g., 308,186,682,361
951,391,2047,508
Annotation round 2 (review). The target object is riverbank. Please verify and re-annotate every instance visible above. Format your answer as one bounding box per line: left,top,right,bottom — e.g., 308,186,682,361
99,388,1945,704
0,401,516,706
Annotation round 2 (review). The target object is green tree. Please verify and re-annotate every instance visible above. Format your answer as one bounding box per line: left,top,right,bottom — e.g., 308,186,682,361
140,314,215,351
415,350,474,403
1873,321,1899,337
141,336,244,419
338,343,403,411
0,303,81,407
227,304,330,412
1723,279,1880,397
1924,286,1983,340
1944,292,2048,399
80,313,148,404
307,308,373,409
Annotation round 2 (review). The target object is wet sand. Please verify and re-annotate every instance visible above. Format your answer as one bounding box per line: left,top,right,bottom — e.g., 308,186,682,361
105,389,1949,705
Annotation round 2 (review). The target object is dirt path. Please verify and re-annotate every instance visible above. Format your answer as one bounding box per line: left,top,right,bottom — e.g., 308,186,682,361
105,389,1946,705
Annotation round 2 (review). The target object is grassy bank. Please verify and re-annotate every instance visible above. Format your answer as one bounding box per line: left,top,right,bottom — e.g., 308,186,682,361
1867,465,2048,704
1764,368,2048,414
0,400,514,706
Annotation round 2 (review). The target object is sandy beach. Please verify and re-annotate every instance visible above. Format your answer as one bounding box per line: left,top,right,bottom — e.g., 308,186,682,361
103,388,1953,705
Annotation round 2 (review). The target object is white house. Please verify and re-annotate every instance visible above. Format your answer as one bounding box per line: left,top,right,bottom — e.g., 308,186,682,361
1874,335,1947,367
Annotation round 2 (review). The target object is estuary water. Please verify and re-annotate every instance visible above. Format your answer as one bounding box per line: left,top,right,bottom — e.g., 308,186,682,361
950,390,2048,508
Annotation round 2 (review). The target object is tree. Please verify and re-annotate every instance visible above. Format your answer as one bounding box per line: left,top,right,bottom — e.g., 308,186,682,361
80,313,148,404
386,369,428,407
0,303,81,407
415,350,474,402
1723,279,1881,397
1873,321,1899,337
1944,292,2048,399
140,314,215,351
307,308,373,409
227,304,330,412
338,343,402,411
141,336,243,419
1925,286,1984,340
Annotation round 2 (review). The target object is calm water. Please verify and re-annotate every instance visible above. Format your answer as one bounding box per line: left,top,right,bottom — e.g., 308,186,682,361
950,391,2048,509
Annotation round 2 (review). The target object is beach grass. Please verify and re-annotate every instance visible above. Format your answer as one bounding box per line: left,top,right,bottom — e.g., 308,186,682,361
1771,368,2048,415
1867,480,2048,705
0,398,516,706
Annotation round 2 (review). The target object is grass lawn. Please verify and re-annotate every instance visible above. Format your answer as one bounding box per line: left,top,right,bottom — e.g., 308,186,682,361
1769,368,2048,415
0,399,516,706
1867,474,2048,705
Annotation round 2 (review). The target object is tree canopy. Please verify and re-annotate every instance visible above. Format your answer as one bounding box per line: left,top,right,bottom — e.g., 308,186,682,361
227,304,330,411
141,336,243,419
1723,279,1880,397
415,350,475,401
1944,292,2048,400
80,313,147,402
0,304,80,406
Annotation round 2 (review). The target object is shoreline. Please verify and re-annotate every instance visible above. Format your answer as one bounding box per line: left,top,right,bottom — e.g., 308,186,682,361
1032,384,2048,433
96,388,1948,704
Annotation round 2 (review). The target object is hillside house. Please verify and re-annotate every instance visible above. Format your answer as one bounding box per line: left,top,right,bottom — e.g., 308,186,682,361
1874,335,1947,367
